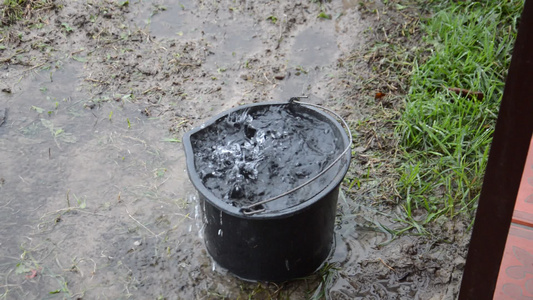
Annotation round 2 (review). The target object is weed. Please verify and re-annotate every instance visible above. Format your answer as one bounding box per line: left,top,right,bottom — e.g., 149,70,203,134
308,263,338,299
266,15,278,24
61,22,73,33
72,56,87,63
31,105,44,113
1,0,55,25
317,11,331,20
153,168,167,178
72,193,86,209
295,65,308,75
161,138,180,143
150,4,167,18
41,119,77,145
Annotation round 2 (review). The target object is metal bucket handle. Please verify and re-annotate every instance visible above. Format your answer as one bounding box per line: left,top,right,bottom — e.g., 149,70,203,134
240,97,353,215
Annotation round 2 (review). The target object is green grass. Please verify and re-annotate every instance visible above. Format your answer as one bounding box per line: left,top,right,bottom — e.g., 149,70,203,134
395,0,524,231
1,0,54,25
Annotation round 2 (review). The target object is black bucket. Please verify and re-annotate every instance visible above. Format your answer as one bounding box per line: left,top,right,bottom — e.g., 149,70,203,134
183,100,351,282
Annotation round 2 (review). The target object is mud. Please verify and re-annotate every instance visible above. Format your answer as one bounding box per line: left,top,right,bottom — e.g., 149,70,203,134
0,0,467,299
192,104,344,208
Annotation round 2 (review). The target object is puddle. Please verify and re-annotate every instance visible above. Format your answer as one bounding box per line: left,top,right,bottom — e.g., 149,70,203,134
277,20,343,101
0,63,197,298
0,0,452,298
0,63,430,297
290,24,339,68
203,22,261,73
129,0,199,39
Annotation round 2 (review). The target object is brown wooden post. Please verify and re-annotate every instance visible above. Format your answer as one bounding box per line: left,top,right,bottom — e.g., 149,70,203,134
459,0,533,298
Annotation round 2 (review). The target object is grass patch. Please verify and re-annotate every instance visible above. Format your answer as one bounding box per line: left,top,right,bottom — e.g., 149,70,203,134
395,0,524,231
1,0,55,25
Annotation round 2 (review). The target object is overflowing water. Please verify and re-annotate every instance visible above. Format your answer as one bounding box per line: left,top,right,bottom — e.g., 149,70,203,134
192,104,345,209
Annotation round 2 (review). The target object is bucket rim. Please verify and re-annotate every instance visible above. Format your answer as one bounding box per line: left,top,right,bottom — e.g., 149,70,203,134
182,101,351,219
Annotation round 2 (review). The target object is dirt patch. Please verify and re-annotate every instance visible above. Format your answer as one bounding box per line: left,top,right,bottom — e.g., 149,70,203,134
0,0,467,298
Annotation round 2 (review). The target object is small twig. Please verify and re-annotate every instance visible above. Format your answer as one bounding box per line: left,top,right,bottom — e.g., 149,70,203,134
0,199,13,209
89,258,97,278
23,62,46,72
275,14,287,49
19,175,29,185
155,176,171,190
263,72,273,84
447,87,484,101
124,136,147,147
125,207,157,237
379,258,395,271
174,213,192,219
382,27,389,42
0,54,16,63
39,207,105,221
71,49,84,55
157,107,173,117
142,86,161,95
62,98,83,110
85,78,109,85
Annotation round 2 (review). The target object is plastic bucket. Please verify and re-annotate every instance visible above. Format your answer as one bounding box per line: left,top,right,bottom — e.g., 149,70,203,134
183,101,351,282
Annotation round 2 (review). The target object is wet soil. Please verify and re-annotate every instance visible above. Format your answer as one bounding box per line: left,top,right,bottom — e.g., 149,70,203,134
0,0,468,299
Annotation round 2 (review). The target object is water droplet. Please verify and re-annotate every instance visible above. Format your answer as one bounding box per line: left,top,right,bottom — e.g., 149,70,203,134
218,229,223,237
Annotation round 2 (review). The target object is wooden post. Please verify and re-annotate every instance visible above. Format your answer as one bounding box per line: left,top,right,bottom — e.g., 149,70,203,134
459,0,533,298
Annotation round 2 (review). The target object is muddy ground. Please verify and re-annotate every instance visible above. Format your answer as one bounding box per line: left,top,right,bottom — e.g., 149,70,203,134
0,0,469,299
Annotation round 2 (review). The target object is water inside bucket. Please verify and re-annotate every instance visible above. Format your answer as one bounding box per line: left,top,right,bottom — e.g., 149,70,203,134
192,104,344,209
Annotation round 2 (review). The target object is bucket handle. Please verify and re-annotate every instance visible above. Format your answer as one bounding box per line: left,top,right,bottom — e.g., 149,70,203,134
240,97,353,216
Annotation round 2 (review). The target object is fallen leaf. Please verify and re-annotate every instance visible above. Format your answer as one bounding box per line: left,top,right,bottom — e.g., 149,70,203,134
375,92,386,99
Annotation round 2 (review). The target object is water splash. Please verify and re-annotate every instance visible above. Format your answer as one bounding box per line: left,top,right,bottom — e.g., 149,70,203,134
193,104,341,209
